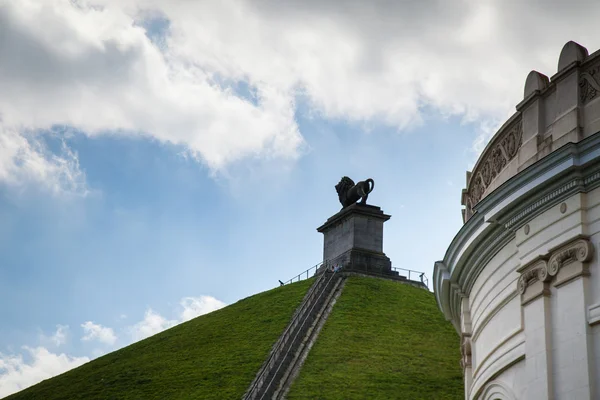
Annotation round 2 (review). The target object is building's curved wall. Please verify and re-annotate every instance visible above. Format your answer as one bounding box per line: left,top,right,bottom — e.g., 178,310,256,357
462,187,600,399
435,41,600,400
467,239,522,398
461,41,600,223
478,362,526,400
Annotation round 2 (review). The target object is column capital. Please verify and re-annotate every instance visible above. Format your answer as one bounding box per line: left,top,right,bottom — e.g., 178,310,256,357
517,236,594,303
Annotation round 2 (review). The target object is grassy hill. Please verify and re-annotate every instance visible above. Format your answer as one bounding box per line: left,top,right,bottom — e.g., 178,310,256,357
4,279,314,400
5,276,462,400
287,277,463,400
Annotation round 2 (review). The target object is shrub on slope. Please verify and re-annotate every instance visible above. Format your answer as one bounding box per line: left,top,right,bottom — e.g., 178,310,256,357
287,276,463,400
5,279,313,400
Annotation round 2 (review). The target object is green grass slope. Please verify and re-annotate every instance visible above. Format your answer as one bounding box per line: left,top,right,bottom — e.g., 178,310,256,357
5,279,313,400
287,276,463,400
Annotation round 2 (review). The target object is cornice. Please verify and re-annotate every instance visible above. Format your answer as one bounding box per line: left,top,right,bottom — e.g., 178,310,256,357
486,137,600,229
549,60,582,83
434,131,600,326
460,228,515,295
316,203,390,232
502,178,581,230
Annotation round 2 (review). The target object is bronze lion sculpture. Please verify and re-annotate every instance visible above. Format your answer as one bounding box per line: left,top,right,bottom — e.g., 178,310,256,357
335,176,375,208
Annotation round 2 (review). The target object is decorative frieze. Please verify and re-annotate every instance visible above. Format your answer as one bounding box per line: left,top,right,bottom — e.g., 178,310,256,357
580,63,600,104
462,117,523,222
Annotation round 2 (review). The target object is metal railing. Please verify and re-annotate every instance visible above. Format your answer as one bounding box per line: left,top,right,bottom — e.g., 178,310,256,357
281,260,329,285
245,270,334,399
280,261,428,289
391,267,429,288
258,270,341,400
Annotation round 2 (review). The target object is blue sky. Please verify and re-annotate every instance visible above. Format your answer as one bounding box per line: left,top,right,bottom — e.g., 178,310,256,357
2,0,600,396
0,108,472,342
0,103,472,395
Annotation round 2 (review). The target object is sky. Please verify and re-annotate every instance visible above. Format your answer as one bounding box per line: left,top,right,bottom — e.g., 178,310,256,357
2,0,600,397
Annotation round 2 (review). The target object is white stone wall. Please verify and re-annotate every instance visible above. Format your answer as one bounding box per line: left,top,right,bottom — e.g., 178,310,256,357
435,40,600,400
463,187,600,399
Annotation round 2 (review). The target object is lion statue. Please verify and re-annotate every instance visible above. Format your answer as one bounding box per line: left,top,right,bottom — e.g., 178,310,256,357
335,176,375,208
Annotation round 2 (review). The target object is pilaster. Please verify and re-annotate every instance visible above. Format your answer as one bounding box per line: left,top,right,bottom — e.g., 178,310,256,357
517,259,554,400
517,237,595,400
548,238,595,400
460,296,473,400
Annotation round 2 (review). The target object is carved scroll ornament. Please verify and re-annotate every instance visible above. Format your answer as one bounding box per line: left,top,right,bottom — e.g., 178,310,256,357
547,238,593,275
518,238,593,295
517,260,549,295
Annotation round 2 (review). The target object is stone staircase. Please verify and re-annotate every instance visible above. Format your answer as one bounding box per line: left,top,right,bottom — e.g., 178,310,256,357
243,270,346,400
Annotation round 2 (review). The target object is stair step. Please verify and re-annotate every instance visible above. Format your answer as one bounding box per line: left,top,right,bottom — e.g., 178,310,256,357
244,273,344,400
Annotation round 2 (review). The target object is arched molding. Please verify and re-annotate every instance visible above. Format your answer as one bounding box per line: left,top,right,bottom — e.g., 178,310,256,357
479,380,517,400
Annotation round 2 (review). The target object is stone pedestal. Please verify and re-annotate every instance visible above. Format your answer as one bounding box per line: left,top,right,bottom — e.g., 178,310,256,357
316,204,394,276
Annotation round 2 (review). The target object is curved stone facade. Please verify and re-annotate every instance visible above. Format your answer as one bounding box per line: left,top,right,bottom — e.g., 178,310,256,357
435,41,600,400
462,41,600,223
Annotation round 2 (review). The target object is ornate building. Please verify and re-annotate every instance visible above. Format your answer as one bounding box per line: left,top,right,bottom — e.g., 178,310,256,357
434,41,600,400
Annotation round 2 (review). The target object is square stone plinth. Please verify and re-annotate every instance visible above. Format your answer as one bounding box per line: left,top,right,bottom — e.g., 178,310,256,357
317,203,392,274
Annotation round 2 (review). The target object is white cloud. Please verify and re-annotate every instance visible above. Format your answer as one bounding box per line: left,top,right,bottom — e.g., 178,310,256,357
0,126,87,195
0,0,303,191
179,296,226,322
50,325,69,347
469,116,509,165
127,295,226,342
127,309,177,342
39,325,70,348
3,0,600,190
80,321,117,346
145,0,599,135
0,346,89,398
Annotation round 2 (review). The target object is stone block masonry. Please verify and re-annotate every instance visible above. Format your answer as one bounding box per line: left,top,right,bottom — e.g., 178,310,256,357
317,203,394,276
